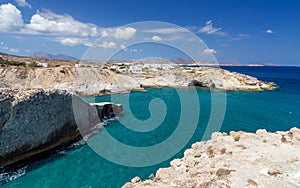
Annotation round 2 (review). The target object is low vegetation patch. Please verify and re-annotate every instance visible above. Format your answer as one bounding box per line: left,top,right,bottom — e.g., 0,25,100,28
0,57,26,67
28,62,42,67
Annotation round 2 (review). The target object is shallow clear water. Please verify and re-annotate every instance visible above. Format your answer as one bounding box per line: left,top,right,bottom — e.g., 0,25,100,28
1,66,300,188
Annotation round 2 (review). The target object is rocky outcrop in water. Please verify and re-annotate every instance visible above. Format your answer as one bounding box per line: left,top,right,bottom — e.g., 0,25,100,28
0,89,106,166
123,128,300,188
139,67,276,91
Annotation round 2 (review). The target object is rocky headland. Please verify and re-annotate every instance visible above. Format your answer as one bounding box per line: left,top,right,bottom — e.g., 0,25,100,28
0,63,279,178
124,128,300,188
0,65,277,167
0,66,276,96
0,89,120,166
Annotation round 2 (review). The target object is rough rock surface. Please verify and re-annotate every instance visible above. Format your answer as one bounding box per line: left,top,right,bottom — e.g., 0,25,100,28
0,67,276,95
123,128,300,188
0,89,101,166
0,67,137,96
139,67,276,91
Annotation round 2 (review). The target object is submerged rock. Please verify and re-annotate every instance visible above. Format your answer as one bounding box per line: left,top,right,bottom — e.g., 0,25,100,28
123,127,300,188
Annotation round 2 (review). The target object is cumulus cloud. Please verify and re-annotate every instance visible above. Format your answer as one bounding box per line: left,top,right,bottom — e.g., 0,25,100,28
203,48,216,54
25,10,98,37
0,5,139,48
199,20,226,36
152,35,162,41
266,29,274,34
98,41,116,49
15,0,31,8
114,27,136,39
0,3,24,32
59,37,93,47
102,27,136,40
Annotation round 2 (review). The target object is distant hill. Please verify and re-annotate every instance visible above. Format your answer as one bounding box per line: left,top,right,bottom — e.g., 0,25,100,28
171,58,195,64
0,51,16,57
31,51,78,61
0,52,23,58
0,52,7,56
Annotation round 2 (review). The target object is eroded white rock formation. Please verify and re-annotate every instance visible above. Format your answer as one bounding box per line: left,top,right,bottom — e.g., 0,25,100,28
123,128,300,188
0,66,276,96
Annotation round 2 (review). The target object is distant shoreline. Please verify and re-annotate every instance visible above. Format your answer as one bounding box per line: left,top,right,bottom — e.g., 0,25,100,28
2,51,298,68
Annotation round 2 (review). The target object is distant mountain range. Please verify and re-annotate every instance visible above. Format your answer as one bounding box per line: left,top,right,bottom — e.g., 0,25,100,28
30,51,78,61
0,50,278,66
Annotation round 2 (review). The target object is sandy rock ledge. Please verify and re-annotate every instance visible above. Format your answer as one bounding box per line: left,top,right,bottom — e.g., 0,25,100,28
123,128,300,188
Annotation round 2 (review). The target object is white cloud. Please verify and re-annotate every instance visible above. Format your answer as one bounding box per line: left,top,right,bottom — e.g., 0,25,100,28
98,41,116,49
114,27,136,39
0,3,24,32
102,27,136,40
15,0,31,8
203,48,216,54
0,44,19,53
0,42,4,45
120,44,128,51
25,10,98,37
266,29,274,34
199,20,226,36
9,48,19,53
59,37,93,47
152,35,162,41
120,44,126,49
144,27,186,34
0,6,138,48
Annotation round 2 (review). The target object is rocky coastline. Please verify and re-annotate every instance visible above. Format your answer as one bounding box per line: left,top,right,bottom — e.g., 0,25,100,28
0,65,280,180
0,89,120,167
0,66,276,96
124,128,300,188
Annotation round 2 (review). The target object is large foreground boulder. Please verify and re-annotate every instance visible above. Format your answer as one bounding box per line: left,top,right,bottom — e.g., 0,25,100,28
0,89,100,166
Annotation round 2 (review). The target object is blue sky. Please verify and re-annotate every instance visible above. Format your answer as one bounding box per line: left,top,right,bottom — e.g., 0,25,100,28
0,0,299,65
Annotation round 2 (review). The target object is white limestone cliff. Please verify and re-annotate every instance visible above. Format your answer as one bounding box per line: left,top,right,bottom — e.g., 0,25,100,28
124,128,300,188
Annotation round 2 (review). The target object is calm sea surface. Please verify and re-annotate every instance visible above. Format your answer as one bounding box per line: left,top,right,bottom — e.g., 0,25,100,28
1,66,300,188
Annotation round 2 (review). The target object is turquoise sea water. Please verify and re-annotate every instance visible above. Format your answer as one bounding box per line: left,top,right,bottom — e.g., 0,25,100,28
1,66,300,187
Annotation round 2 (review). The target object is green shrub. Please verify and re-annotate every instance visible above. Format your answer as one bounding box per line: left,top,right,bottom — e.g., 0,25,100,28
28,62,41,67
0,58,26,66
